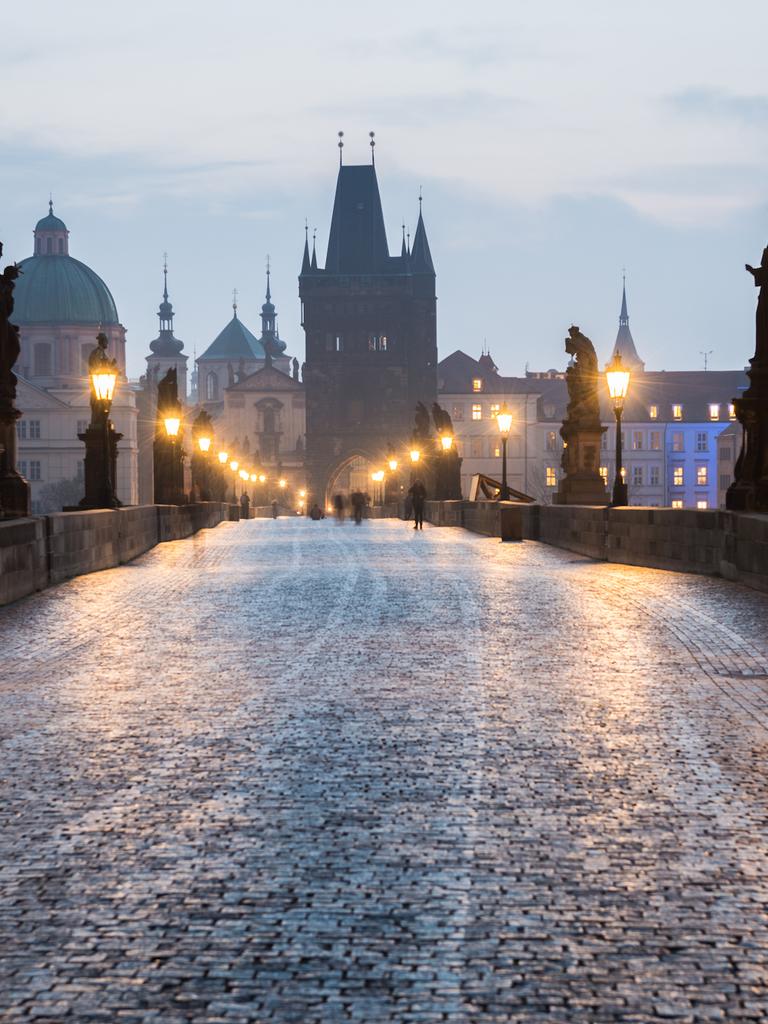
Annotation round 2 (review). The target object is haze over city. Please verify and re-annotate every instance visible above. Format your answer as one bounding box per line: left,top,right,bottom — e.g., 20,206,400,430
2,0,767,379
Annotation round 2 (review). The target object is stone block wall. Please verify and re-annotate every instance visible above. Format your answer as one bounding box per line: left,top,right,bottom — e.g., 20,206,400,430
0,502,232,607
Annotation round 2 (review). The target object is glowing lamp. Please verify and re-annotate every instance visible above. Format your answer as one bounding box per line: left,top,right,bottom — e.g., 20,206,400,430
250,473,257,483
410,449,420,463
278,478,287,489
440,434,453,451
258,473,266,483
218,451,228,464
496,403,513,437
164,416,181,438
606,353,631,410
239,469,249,481
371,470,385,482
91,371,117,404
197,435,212,453
230,460,239,472
388,458,398,472
299,489,306,498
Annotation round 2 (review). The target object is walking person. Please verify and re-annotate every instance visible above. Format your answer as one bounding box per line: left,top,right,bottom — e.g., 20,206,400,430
333,493,345,523
408,479,427,531
350,490,365,525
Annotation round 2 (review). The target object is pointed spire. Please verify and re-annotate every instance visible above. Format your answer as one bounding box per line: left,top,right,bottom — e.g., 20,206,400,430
311,229,318,271
49,195,53,216
609,272,644,373
410,191,435,275
369,130,376,165
619,270,629,326
338,130,344,167
150,254,183,355
401,222,407,259
301,221,311,275
163,251,169,302
232,287,238,318
265,254,271,303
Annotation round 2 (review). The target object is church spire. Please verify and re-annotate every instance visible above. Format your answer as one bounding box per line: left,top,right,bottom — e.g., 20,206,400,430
311,229,318,271
149,256,184,356
301,222,311,275
609,273,644,373
265,254,271,303
619,272,629,326
410,191,434,275
401,222,407,259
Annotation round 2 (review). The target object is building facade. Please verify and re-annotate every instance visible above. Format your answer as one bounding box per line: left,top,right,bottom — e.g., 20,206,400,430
12,204,138,512
300,159,438,502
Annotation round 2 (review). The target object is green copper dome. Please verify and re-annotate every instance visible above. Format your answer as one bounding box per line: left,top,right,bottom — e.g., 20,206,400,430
13,254,120,325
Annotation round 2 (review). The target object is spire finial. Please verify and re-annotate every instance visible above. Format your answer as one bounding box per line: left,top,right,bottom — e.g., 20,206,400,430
338,130,344,166
369,130,376,165
163,251,169,302
49,193,53,215
232,287,238,317
304,218,308,240
265,254,271,302
418,185,423,213
619,270,629,326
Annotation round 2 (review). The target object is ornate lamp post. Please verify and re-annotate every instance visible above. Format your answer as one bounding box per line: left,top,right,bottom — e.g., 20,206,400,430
495,402,513,500
606,353,631,506
78,333,122,509
191,410,214,501
154,367,185,505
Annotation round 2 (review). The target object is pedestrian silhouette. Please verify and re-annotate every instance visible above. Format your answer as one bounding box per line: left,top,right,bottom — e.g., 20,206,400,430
408,479,427,530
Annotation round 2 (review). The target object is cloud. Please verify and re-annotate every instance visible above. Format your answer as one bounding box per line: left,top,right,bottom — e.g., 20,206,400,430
666,88,768,123
314,90,524,126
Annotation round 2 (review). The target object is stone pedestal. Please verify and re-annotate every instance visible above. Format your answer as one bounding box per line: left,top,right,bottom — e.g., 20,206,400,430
555,426,607,506
76,420,123,510
436,447,463,501
154,437,186,506
0,413,31,518
726,367,768,513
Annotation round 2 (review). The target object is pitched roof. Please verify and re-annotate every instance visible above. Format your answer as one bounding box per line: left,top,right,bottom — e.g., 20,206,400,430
198,314,264,361
610,282,644,371
410,210,435,275
226,363,302,392
325,165,390,274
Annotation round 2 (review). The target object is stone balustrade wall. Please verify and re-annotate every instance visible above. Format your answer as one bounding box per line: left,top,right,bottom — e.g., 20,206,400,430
0,502,232,606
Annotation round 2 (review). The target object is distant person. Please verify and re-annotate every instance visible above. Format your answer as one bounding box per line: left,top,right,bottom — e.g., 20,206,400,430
271,499,279,519
309,503,323,521
240,492,250,518
333,493,345,523
350,490,365,525
408,479,427,531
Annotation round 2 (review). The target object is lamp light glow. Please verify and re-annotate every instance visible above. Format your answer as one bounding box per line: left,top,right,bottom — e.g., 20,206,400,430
496,403,513,437
410,448,420,463
91,371,117,403
440,434,453,451
258,473,266,483
278,478,287,489
250,473,257,482
606,353,631,408
371,469,385,482
388,458,398,471
230,460,239,472
197,435,212,453
164,416,181,438
218,451,228,464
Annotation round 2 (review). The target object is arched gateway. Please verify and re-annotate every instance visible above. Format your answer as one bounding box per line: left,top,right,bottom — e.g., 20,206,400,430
299,153,437,506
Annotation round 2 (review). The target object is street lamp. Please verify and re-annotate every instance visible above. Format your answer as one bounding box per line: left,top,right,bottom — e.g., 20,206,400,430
440,433,453,451
606,353,631,506
78,332,122,509
410,448,420,463
163,416,181,438
218,450,228,464
229,459,239,472
388,457,398,472
191,410,215,501
154,367,185,505
495,402,513,500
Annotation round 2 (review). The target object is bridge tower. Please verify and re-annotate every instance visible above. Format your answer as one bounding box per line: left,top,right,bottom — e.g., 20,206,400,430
299,153,437,503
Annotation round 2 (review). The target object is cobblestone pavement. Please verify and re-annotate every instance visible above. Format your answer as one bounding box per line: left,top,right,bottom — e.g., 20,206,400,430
3,519,768,1023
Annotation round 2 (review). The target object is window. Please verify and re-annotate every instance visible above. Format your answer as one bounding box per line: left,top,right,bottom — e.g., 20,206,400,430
546,430,558,451
205,372,218,401
16,419,27,440
719,473,730,490
490,403,500,417
472,378,483,392
672,499,684,509
697,500,709,510
546,466,557,487
77,419,88,436
620,466,627,482
33,344,52,376
493,444,501,458
673,466,684,486
650,465,660,487
601,433,608,450
81,344,92,372
696,465,708,486
451,405,464,422
471,403,482,421
599,466,608,484
29,420,41,440
649,405,658,420
335,335,343,352
719,447,731,462
58,238,65,254
696,432,708,452
76,460,84,479
671,432,684,452
729,403,736,420
46,237,52,254
633,466,643,486
18,460,27,477
650,431,661,451
367,334,387,351
672,404,683,420
632,431,643,451
470,437,484,458
29,461,41,481
709,403,720,421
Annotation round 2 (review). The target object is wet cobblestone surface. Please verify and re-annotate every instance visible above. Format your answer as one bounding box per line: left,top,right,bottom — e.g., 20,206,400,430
2,518,768,1022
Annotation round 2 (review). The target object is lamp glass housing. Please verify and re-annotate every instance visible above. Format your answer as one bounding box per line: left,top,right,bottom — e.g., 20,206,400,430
388,458,398,472
258,473,266,483
278,478,287,489
371,470,385,482
250,474,257,482
410,449,420,463
496,404,513,437
239,469,249,481
440,434,453,451
218,451,228,464
230,460,239,471
91,370,117,403
606,355,631,407
164,416,181,438
197,436,212,453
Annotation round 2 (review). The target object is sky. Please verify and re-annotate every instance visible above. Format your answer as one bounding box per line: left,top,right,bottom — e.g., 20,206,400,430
2,0,767,381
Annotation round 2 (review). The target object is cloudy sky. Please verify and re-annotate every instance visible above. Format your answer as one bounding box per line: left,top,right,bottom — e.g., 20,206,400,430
2,0,766,380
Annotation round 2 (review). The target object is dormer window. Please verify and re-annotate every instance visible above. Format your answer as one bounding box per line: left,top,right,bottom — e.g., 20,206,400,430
649,405,658,420
708,403,720,421
672,404,683,420
472,378,483,392
728,403,736,420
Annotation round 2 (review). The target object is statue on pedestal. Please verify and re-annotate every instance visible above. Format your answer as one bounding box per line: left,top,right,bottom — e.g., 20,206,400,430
0,243,31,518
726,248,768,512
554,326,608,506
431,402,462,500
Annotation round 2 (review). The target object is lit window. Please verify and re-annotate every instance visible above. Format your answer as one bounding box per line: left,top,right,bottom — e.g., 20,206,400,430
696,432,708,453
649,405,658,420
633,466,643,486
490,403,500,417
632,431,643,450
697,465,708,486
672,499,684,509
493,445,501,458
546,430,557,451
471,404,482,421
546,466,557,487
472,378,483,392
672,432,684,452
650,466,660,486
672,404,683,420
697,500,708,510
620,467,627,482
650,431,661,451
728,403,736,420
599,466,608,483
673,466,684,486
709,403,720,421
